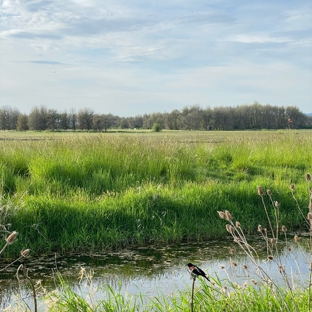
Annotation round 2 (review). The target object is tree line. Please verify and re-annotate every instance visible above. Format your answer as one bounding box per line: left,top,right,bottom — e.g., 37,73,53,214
0,102,311,132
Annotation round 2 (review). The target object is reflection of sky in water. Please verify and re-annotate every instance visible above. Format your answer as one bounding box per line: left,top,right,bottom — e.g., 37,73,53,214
0,239,311,310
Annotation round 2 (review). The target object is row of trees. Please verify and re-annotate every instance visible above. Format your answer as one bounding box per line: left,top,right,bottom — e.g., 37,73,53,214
0,102,311,132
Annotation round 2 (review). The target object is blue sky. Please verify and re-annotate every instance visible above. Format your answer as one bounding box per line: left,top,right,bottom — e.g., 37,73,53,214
1,0,311,116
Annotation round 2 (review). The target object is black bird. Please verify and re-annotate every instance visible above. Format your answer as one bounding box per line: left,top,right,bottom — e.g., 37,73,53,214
187,263,210,281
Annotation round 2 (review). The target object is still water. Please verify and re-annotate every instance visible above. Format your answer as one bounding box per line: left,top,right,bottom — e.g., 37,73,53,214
0,238,310,310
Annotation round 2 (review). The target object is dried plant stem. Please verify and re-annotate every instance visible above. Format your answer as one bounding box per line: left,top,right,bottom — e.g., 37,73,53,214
0,256,23,271
0,242,8,255
190,276,195,312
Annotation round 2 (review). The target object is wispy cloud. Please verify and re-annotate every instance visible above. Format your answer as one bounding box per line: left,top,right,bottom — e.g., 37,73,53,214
29,60,65,65
0,0,311,115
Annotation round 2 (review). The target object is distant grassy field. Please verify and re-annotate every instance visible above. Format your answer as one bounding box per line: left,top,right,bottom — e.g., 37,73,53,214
0,129,311,257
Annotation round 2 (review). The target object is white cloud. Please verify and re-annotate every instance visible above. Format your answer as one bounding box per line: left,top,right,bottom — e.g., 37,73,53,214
1,0,311,115
227,34,290,44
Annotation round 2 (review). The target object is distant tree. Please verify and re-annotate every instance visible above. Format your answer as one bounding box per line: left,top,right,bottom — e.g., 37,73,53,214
166,109,180,130
78,108,94,130
286,106,308,129
69,108,77,131
47,109,60,130
59,111,70,130
92,114,104,131
0,106,20,130
28,106,48,130
16,114,29,131
152,122,161,132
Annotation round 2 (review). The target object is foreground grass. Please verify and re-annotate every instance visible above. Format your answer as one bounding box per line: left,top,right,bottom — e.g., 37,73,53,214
7,276,310,312
0,130,311,257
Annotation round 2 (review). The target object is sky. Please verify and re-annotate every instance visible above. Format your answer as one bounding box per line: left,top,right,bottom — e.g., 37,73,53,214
1,0,311,117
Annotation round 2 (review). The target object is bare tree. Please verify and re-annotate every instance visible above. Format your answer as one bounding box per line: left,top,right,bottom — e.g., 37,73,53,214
16,114,29,131
78,108,94,131
28,106,48,130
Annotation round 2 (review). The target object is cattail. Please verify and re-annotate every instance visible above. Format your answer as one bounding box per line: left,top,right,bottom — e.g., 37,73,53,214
6,231,18,244
235,221,241,228
225,210,232,221
307,213,312,220
258,225,263,232
267,189,271,196
267,255,274,260
294,235,299,242
281,225,287,232
306,174,311,182
290,184,295,191
226,224,234,233
257,186,264,196
21,249,30,257
217,211,225,219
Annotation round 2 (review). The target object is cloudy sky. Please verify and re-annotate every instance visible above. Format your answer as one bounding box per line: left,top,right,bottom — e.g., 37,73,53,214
1,0,311,116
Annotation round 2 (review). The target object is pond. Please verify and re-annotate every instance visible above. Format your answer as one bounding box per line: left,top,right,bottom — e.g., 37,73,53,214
0,237,310,311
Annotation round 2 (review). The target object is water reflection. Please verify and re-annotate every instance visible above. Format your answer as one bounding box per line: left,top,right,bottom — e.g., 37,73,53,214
0,238,310,310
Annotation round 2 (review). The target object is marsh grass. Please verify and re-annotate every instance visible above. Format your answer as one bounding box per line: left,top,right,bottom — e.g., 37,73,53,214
0,130,311,256
2,170,312,311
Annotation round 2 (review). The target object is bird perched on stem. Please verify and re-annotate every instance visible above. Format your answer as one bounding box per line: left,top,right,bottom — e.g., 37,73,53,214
187,263,210,281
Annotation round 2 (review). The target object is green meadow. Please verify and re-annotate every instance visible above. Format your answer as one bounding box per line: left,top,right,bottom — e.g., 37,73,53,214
0,129,311,257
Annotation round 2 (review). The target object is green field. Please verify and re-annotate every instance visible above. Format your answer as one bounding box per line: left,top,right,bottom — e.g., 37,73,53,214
0,129,311,258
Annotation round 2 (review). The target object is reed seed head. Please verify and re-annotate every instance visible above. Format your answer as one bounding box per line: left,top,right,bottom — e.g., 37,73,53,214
294,235,299,242
230,248,235,254
309,201,312,210
235,221,241,228
290,184,295,191
274,201,279,208
226,224,234,233
217,211,225,219
6,231,18,244
243,264,248,269
221,265,225,269
21,249,30,258
306,173,311,182
267,255,274,260
258,225,263,232
257,186,264,196
266,189,271,196
224,210,232,221
310,262,312,271
281,225,287,232
232,261,237,267
251,279,257,285
307,212,312,220
270,238,275,244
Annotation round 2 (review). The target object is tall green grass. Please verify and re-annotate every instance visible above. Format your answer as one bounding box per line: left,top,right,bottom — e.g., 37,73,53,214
0,131,311,256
